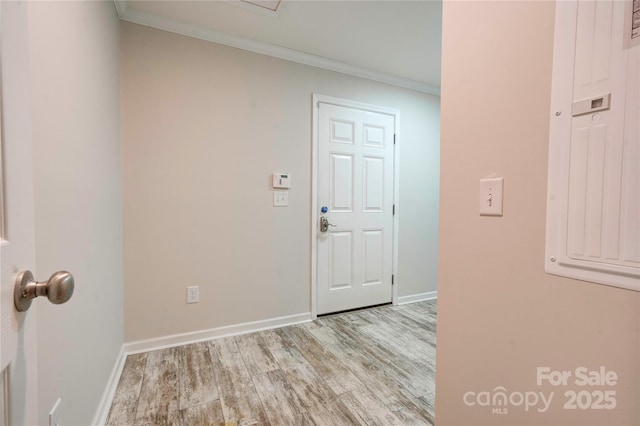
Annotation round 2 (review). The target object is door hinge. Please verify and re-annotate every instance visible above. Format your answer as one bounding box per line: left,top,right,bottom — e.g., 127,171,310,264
393,204,395,216
393,134,396,145
392,275,395,285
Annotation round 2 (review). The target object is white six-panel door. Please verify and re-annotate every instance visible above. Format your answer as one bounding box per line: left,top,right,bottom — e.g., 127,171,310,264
317,102,395,315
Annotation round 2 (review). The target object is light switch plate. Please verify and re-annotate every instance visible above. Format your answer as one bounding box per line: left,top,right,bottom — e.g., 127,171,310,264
186,286,199,304
480,178,503,216
274,191,288,207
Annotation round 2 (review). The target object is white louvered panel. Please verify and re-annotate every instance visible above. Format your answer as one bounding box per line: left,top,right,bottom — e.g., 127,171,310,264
620,44,640,264
584,125,606,259
549,0,639,290
567,126,589,257
567,124,610,260
574,0,615,99
621,141,640,264
592,1,614,82
565,0,640,271
601,121,624,262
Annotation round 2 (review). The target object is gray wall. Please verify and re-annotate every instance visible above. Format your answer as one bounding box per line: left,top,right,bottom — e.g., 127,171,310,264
28,2,124,424
436,1,639,425
121,22,440,342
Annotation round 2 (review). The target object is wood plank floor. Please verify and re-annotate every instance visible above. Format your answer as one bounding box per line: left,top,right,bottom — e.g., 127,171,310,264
106,300,437,426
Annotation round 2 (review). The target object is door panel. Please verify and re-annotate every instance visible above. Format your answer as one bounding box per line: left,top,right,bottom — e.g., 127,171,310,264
330,153,354,211
363,156,384,211
317,102,394,315
331,119,355,144
0,2,39,425
329,231,353,290
363,124,385,147
362,229,383,285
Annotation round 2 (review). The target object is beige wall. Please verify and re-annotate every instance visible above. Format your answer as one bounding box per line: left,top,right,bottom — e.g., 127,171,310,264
121,22,440,342
28,1,123,424
436,1,639,425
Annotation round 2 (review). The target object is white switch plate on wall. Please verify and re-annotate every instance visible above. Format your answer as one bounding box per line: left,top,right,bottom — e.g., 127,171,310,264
274,191,288,207
480,178,503,216
186,286,199,304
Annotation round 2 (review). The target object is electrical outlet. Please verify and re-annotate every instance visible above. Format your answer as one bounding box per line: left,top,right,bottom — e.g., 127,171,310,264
186,286,199,304
49,398,61,426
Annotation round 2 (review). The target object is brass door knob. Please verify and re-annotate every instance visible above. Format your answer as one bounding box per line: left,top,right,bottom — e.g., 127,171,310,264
14,270,75,312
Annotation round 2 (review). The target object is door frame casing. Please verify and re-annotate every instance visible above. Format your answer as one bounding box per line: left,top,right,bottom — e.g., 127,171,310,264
311,94,400,319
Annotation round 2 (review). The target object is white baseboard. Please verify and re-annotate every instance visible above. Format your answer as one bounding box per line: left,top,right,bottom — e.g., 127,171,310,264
92,345,126,426
123,312,312,354
397,291,437,305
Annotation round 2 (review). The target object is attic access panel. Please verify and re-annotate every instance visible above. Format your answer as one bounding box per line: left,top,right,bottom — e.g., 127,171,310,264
241,0,281,12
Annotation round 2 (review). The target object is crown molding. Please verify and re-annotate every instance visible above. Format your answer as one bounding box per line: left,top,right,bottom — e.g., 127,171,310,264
113,1,441,96
113,0,127,19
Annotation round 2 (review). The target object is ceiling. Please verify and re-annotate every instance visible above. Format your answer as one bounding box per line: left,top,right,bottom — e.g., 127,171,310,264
115,1,442,95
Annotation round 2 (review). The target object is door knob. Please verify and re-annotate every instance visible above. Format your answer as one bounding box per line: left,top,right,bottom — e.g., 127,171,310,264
14,270,75,312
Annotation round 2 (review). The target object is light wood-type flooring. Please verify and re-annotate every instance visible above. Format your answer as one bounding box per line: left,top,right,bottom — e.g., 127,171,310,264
106,300,437,425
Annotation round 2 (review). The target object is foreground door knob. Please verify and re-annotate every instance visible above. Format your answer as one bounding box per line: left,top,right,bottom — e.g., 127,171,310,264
14,270,75,312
